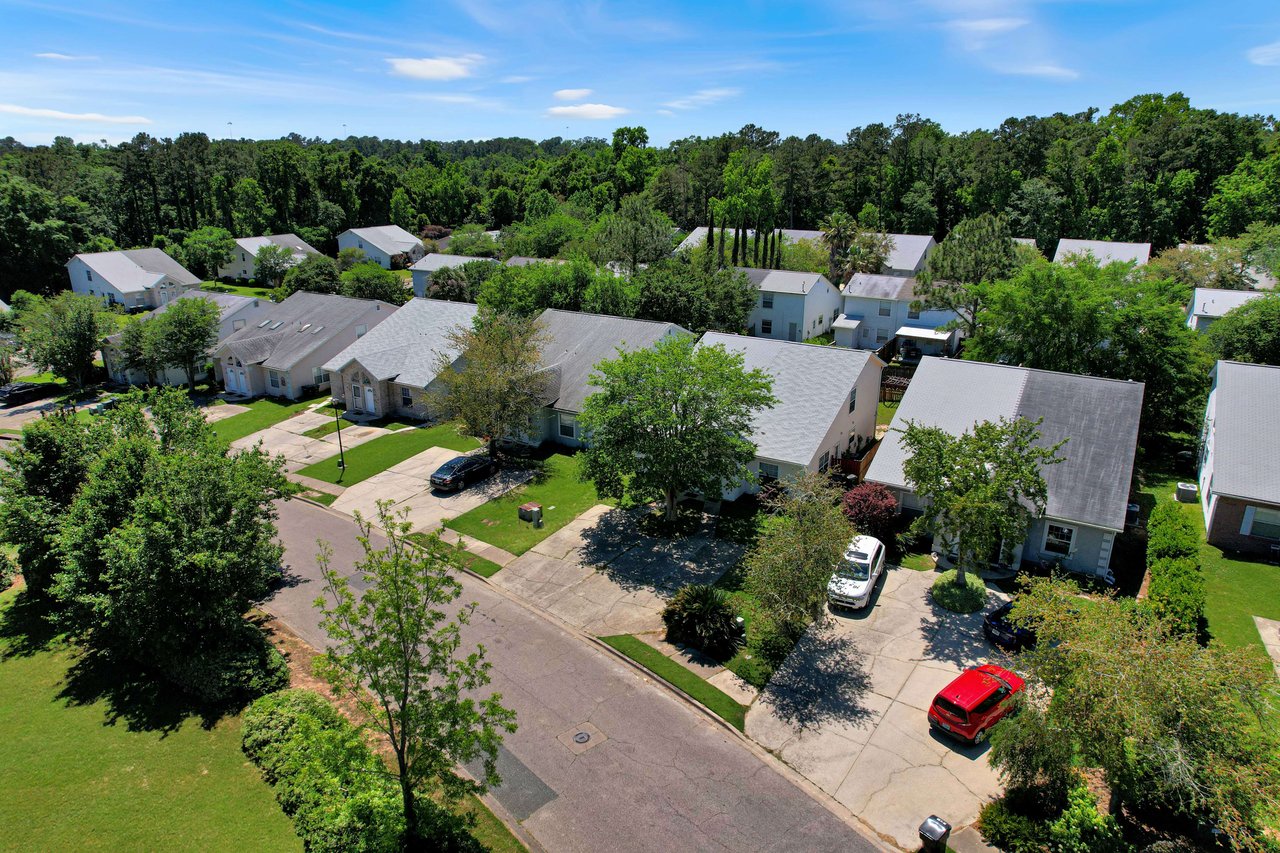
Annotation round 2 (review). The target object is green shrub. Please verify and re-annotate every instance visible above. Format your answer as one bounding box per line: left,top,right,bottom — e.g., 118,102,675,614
1146,503,1198,561
662,583,742,660
978,798,1046,853
1047,781,1130,853
164,628,290,705
1147,555,1206,637
930,569,988,613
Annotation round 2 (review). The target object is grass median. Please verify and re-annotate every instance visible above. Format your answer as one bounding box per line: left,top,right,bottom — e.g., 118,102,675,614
599,634,746,731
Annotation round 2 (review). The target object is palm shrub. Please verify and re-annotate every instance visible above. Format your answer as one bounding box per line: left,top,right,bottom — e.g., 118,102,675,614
661,583,742,660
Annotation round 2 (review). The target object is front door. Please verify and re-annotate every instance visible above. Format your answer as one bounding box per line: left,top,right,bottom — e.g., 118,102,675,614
788,322,798,342
364,385,376,414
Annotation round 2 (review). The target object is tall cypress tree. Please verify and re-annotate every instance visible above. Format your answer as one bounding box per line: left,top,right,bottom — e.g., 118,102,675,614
774,230,783,269
707,207,716,254
718,224,727,268
731,225,740,266
752,224,760,267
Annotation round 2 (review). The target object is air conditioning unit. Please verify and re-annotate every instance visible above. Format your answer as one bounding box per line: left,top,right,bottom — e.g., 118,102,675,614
1175,482,1198,503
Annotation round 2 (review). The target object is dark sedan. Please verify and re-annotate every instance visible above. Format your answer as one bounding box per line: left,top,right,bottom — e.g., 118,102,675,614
982,601,1037,651
429,455,496,492
0,382,48,407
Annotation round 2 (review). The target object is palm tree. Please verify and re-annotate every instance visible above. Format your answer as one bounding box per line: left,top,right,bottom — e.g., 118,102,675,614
820,210,858,283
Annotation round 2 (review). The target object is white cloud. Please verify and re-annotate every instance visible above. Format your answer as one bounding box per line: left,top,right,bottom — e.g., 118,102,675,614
0,103,151,124
553,88,593,101
1001,63,1080,81
501,75,534,84
943,17,1027,50
546,103,629,119
662,87,740,110
1247,40,1280,67
656,109,675,117
386,54,483,81
34,52,97,61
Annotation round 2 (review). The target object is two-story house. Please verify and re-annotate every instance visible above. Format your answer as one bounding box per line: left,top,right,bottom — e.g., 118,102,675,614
66,248,201,311
409,253,498,298
337,226,425,269
834,273,958,354
741,268,843,342
217,234,320,282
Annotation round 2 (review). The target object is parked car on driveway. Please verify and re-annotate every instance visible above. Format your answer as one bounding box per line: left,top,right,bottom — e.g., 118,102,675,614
0,381,47,407
429,454,496,492
827,534,886,611
928,664,1025,744
983,601,1037,651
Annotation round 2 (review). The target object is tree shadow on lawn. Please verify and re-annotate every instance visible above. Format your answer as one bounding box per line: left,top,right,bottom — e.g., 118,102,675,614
757,622,875,733
0,587,62,659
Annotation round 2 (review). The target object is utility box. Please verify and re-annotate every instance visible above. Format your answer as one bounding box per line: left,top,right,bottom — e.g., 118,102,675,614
918,815,951,852
1175,482,1199,503
519,502,543,527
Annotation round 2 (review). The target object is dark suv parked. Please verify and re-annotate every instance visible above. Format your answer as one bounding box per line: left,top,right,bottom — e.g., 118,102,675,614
429,455,497,492
0,382,48,407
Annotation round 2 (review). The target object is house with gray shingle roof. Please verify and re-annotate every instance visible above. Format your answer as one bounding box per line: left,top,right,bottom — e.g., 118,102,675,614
866,357,1145,581
409,253,498,298
836,273,958,354
521,310,690,447
1185,287,1267,332
1053,238,1151,267
322,298,479,420
1198,361,1280,555
698,333,884,499
218,234,320,282
338,225,425,269
213,291,396,400
738,268,843,342
678,228,936,277
66,248,201,310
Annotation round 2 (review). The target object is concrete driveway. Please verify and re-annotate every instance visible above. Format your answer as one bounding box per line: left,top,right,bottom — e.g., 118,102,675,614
492,506,742,635
230,410,387,471
332,445,533,532
746,567,1008,850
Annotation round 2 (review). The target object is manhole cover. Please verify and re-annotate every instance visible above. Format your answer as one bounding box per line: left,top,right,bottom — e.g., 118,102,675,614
573,732,590,744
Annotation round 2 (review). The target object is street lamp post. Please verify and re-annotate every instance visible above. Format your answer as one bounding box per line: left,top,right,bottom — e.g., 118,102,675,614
334,405,346,478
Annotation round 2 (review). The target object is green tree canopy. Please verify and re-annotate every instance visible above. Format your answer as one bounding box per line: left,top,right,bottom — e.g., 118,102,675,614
252,243,296,287
20,291,115,388
153,295,220,388
915,213,1021,338
281,252,341,296
579,334,776,520
182,226,236,279
632,257,756,334
1206,292,1280,366
340,261,408,305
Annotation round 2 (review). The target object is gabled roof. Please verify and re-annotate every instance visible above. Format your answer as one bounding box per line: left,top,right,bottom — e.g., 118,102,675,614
105,289,266,345
322,298,478,388
883,234,936,273
506,256,568,267
1208,361,1280,505
410,253,496,273
866,357,1144,531
738,268,835,296
233,234,319,260
697,333,880,467
676,227,823,254
1054,238,1151,266
68,248,200,293
343,225,422,256
216,291,395,372
843,273,916,301
535,310,690,413
1187,287,1265,321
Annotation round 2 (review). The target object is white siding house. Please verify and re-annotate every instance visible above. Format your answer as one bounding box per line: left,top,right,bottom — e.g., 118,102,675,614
836,274,958,354
1053,238,1151,266
337,226,425,269
697,333,884,499
1185,287,1265,332
217,234,320,282
409,253,497,299
741,268,843,342
66,248,201,311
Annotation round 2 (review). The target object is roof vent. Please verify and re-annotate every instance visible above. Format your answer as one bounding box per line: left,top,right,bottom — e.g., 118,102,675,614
257,319,271,328
270,321,284,330
311,325,324,334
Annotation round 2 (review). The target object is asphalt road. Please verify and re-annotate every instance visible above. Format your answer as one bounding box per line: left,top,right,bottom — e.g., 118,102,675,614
268,499,884,853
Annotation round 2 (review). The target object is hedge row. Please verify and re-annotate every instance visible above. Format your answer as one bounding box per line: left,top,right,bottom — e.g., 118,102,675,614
1145,503,1205,638
242,690,485,853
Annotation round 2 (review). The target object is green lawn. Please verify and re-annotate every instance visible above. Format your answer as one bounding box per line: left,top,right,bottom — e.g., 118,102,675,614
406,532,505,578
210,394,329,445
0,587,300,851
877,400,899,428
295,422,480,486
599,634,747,731
445,454,606,555
302,415,416,440
203,281,277,300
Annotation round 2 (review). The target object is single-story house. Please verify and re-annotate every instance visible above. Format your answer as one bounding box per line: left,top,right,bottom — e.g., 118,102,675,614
103,289,273,387
218,234,320,282
1198,361,1280,555
66,248,201,311
338,225,425,269
741,268,843,342
520,310,690,447
213,291,396,400
835,273,958,354
677,227,935,277
1185,287,1266,332
1053,238,1151,266
698,332,884,499
323,298,479,419
866,357,1144,581
410,253,498,298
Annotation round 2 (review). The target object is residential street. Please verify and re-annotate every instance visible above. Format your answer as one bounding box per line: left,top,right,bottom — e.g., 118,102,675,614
267,498,885,853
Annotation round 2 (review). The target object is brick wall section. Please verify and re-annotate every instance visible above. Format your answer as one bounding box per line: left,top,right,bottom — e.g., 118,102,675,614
1208,496,1280,555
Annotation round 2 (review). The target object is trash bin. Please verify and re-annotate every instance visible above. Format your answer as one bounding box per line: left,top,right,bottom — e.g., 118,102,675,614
519,502,543,527
918,815,951,852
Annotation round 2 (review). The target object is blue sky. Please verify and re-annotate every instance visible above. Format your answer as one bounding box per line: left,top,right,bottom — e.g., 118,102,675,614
2,0,1279,146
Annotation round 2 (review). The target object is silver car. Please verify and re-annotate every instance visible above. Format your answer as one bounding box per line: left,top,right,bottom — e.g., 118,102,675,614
827,535,886,610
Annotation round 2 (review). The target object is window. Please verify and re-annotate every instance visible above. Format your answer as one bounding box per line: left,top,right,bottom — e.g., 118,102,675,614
861,326,869,339
1247,507,1280,540
761,319,772,335
875,328,889,344
759,462,779,480
849,387,857,412
268,371,280,389
241,252,246,261
907,304,920,320
762,294,774,309
355,324,368,337
358,240,364,249
559,414,577,439
1044,524,1075,556
818,451,831,472
401,387,413,409
313,367,330,385
878,300,891,317
86,269,93,281
232,319,246,331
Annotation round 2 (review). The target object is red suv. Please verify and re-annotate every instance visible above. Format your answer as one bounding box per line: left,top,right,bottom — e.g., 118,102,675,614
928,664,1024,744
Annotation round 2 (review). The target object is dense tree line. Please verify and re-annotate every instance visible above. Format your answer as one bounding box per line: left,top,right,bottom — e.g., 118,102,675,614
1,92,1276,297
